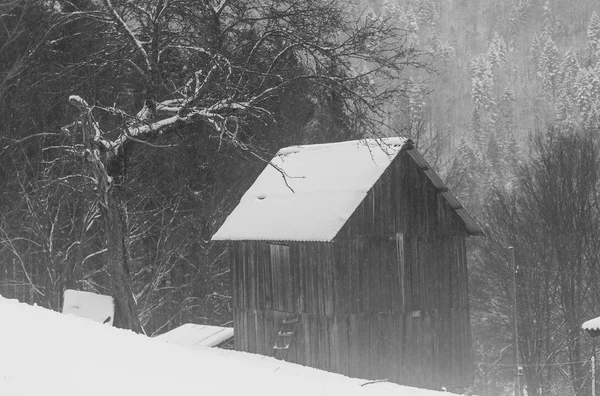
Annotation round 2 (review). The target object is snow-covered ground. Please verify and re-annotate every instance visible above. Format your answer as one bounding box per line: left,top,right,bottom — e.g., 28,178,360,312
0,297,449,396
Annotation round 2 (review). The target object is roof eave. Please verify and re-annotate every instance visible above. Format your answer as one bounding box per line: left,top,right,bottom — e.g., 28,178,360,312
404,147,485,237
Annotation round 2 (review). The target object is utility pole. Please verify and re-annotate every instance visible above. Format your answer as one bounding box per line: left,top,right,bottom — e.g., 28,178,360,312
593,339,596,396
509,246,521,396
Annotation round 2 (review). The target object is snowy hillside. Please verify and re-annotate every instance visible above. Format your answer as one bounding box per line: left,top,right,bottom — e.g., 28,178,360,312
0,297,450,396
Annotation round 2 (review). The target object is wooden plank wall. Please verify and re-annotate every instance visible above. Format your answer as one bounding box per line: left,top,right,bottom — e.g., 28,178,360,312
233,307,471,390
231,241,335,316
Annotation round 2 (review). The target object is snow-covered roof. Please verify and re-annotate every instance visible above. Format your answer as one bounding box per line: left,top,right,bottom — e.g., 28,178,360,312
62,289,114,325
212,137,482,242
154,323,233,348
582,316,600,331
212,137,407,242
0,297,449,396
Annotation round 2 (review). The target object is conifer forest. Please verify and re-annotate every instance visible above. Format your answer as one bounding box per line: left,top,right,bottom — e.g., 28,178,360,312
2,0,600,395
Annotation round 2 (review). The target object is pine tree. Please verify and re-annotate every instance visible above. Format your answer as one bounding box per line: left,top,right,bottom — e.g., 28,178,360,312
557,49,579,99
537,35,559,101
585,11,600,67
404,6,420,47
488,32,507,69
528,33,543,75
588,11,600,52
508,0,532,49
575,68,594,124
542,0,554,37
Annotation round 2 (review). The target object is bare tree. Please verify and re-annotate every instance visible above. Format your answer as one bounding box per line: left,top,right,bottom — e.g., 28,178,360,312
59,0,424,331
471,127,600,396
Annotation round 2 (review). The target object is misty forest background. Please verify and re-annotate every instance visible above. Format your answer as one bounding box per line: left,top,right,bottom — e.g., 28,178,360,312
3,0,600,395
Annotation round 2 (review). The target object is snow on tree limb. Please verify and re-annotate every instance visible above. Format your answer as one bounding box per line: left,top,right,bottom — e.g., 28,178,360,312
101,0,152,75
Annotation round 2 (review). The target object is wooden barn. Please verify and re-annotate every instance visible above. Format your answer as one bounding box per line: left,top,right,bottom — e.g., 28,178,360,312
212,137,483,390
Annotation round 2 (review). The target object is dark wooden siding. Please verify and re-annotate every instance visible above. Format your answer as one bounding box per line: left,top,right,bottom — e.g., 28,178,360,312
233,308,470,389
231,241,335,316
230,148,473,390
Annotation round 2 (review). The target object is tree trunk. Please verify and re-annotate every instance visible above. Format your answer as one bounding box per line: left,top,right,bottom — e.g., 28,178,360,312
101,183,142,332
75,106,142,333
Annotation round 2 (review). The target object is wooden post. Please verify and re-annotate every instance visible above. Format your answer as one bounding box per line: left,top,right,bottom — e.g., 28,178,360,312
593,339,596,396
508,246,521,396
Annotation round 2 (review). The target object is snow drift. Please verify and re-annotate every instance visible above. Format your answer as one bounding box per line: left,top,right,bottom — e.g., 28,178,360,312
0,297,449,396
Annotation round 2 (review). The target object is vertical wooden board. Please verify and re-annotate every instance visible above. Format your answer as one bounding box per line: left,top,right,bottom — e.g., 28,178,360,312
384,165,395,236
418,238,427,311
230,244,238,308
413,313,424,387
376,313,388,381
303,314,313,367
248,243,257,311
390,313,402,384
357,314,370,379
438,240,449,312
402,236,412,311
314,245,325,317
256,245,265,311
239,243,247,310
421,312,433,387
290,243,299,313
403,313,413,385
367,313,378,379
428,310,438,389
389,160,400,233
459,237,469,310
447,308,457,388
333,241,348,315
464,306,474,387
294,314,306,365
398,156,409,233
446,238,456,310
336,315,350,376
324,245,335,316
379,239,392,313
348,314,360,378
309,246,320,316
328,316,340,374
263,310,272,358
434,309,443,388
306,246,315,315
350,240,361,314
311,314,321,369
299,244,307,313
269,244,278,311
441,309,451,387
270,310,280,358
264,245,273,311
241,310,249,352
233,308,241,351
246,310,256,353
369,239,381,312
254,310,267,355
404,157,415,233
361,191,370,237
274,244,284,312
319,315,330,371
409,237,419,311
359,239,371,313
387,238,400,313
416,238,426,310
455,237,463,309
373,179,383,238
285,245,293,312
395,233,406,313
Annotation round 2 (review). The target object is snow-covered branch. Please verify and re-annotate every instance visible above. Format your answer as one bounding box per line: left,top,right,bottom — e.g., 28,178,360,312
102,0,152,75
